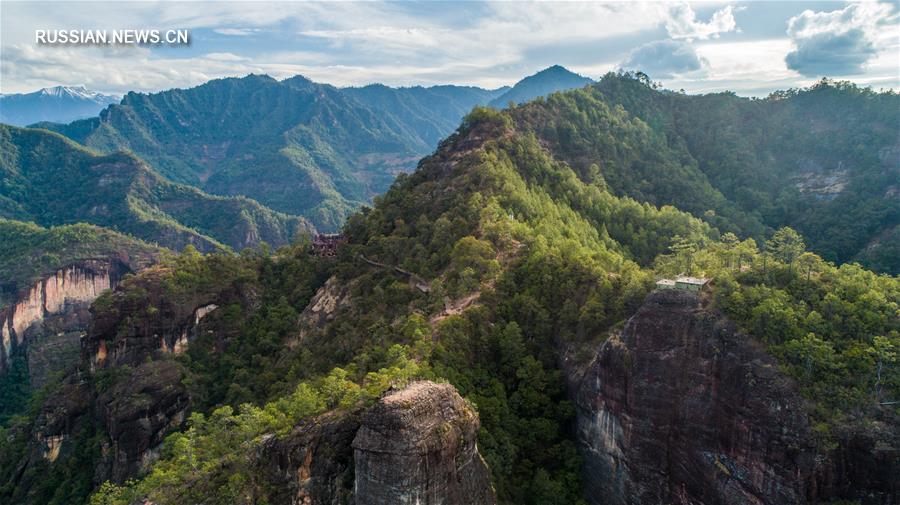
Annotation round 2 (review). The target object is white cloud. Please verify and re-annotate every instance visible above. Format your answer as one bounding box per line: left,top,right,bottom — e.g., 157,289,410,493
0,1,897,96
621,40,707,78
694,39,798,87
212,28,259,37
785,2,898,77
665,2,737,40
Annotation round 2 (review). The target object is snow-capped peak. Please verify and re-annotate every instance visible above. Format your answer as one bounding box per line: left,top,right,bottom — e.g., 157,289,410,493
39,85,98,99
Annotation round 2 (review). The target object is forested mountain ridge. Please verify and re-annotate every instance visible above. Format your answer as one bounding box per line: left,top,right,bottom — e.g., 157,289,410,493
0,102,712,505
0,125,314,252
39,74,423,230
3,87,895,505
33,67,593,231
507,73,899,273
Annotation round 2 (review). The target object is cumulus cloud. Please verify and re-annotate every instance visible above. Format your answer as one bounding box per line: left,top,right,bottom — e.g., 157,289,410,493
665,3,737,40
1,0,672,92
621,39,706,78
785,2,897,77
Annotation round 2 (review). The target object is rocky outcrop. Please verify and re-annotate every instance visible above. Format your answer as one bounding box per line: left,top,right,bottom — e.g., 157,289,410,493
85,268,224,371
574,289,900,505
294,276,352,343
8,361,189,502
0,259,131,382
575,290,815,505
258,381,496,505
353,381,495,505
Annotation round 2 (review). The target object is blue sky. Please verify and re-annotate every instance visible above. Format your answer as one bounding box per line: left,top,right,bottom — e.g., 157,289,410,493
1,1,898,96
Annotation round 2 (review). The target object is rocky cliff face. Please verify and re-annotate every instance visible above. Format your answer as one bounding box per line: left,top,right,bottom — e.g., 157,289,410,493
575,290,815,505
95,360,189,482
258,381,496,505
5,267,229,496
259,412,360,505
294,276,352,344
574,289,898,505
0,259,130,383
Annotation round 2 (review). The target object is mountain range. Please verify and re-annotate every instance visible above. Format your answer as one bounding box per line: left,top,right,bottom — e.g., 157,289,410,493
0,86,119,126
34,67,589,231
0,72,895,505
2,68,896,273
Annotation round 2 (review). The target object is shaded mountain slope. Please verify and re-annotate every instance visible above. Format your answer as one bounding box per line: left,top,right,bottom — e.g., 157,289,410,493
582,73,899,272
506,72,899,272
0,125,314,251
344,83,507,147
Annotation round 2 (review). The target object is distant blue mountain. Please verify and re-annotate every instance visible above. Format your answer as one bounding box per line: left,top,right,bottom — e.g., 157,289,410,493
489,65,593,108
0,86,119,126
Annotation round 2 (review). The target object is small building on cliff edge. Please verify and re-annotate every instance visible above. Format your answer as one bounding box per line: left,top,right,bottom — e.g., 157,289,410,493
311,234,346,257
656,276,710,291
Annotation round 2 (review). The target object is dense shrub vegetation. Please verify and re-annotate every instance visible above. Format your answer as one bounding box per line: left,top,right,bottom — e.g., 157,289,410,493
655,229,899,436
